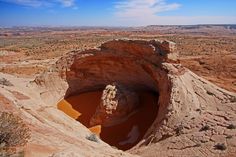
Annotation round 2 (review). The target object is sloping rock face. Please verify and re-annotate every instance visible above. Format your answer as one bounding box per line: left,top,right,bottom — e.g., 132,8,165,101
1,39,235,156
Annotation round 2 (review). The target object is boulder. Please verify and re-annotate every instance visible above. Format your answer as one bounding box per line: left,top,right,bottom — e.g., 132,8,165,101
90,83,139,127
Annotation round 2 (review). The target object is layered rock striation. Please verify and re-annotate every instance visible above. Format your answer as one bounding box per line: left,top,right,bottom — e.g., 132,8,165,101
0,39,235,156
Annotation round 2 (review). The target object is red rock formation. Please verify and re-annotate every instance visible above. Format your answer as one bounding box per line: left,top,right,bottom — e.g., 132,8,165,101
1,39,235,156
90,83,139,127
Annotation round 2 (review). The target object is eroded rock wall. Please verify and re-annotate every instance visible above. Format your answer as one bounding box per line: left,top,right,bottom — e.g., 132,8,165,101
34,39,175,106
13,39,235,156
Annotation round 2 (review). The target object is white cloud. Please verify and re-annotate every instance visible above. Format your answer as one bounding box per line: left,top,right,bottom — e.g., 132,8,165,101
114,15,236,26
114,0,236,26
0,0,75,7
59,0,74,7
115,0,181,18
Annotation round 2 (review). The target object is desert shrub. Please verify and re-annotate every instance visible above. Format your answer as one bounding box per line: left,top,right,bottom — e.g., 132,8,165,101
227,124,236,130
0,78,13,86
199,125,210,131
214,143,227,151
0,112,30,155
196,108,201,112
175,124,184,136
86,134,99,143
226,135,233,139
229,96,236,103
206,91,214,96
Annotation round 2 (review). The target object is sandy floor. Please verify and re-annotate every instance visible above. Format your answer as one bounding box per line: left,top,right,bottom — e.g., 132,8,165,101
57,91,103,135
57,91,158,150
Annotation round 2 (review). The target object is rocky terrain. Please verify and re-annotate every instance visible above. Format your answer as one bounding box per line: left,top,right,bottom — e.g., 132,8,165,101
1,25,235,92
0,26,236,157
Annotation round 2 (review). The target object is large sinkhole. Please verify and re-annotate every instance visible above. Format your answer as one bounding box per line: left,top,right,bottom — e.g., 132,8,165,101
57,87,159,150
49,40,173,151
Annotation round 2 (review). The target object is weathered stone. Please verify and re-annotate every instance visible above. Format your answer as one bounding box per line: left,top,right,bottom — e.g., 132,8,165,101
90,83,139,127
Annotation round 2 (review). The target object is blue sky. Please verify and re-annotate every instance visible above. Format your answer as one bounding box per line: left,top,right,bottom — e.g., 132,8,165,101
0,0,236,27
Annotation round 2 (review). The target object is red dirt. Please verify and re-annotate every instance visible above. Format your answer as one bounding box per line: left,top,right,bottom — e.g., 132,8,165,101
101,91,159,150
57,91,103,135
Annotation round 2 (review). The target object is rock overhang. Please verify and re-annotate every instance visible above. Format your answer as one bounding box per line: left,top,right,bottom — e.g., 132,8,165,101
34,39,177,105
33,39,177,150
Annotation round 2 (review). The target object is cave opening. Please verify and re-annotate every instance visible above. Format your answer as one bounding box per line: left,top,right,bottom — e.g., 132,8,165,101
55,48,162,150
34,39,176,153
57,88,159,151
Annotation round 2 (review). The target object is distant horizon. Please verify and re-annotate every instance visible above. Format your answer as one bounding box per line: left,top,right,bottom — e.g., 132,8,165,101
1,0,236,27
0,23,236,28
2,22,236,28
